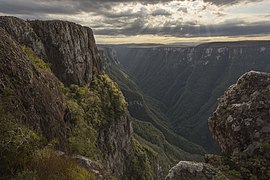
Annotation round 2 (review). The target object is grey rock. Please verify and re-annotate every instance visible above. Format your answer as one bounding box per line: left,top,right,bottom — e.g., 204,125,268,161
209,71,270,155
72,155,105,179
166,161,223,180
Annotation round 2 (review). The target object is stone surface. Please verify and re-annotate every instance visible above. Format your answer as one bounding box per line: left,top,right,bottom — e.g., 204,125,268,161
209,71,270,155
166,161,222,180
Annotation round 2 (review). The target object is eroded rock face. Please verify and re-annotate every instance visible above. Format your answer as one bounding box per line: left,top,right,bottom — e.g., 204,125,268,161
30,20,102,86
0,16,102,86
209,71,270,155
166,161,221,180
0,27,69,151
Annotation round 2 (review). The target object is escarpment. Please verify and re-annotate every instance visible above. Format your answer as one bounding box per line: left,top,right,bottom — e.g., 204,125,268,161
167,71,270,180
0,16,139,179
0,16,102,86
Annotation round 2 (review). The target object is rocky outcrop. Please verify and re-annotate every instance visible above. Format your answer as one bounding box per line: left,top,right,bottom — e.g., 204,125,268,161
209,71,270,155
0,27,69,151
167,70,270,179
0,16,102,86
166,161,223,180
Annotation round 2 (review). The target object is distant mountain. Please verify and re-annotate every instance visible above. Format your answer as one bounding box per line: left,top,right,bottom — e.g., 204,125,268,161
108,41,270,152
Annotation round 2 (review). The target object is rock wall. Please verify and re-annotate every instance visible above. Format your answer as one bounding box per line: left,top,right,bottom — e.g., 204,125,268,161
30,20,102,86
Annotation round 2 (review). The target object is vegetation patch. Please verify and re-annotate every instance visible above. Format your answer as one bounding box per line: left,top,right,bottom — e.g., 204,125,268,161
21,45,51,71
207,146,270,180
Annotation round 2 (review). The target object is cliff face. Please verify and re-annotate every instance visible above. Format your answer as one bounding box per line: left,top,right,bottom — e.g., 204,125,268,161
0,16,133,179
167,71,270,180
30,20,102,86
114,42,270,151
0,16,102,86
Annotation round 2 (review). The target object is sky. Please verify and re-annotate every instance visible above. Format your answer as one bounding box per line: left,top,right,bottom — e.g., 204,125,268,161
0,0,269,44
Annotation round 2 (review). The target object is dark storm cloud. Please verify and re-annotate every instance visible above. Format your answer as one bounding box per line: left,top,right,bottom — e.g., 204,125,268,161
0,0,262,16
204,0,264,5
94,20,270,37
0,0,268,39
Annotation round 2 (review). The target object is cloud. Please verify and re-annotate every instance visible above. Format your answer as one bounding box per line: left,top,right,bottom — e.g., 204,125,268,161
151,9,171,16
94,19,270,38
178,7,188,13
0,0,268,41
204,0,264,5
0,0,261,16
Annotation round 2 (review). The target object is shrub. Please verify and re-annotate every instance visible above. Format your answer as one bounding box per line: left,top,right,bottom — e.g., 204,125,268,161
124,138,157,180
31,148,96,180
0,111,42,177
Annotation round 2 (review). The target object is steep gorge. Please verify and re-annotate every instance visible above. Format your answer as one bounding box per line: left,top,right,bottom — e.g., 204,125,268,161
99,46,205,174
112,42,270,151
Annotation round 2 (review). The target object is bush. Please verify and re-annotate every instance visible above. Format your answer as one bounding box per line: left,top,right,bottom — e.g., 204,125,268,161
124,138,157,180
63,74,128,160
0,111,42,177
31,148,96,180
